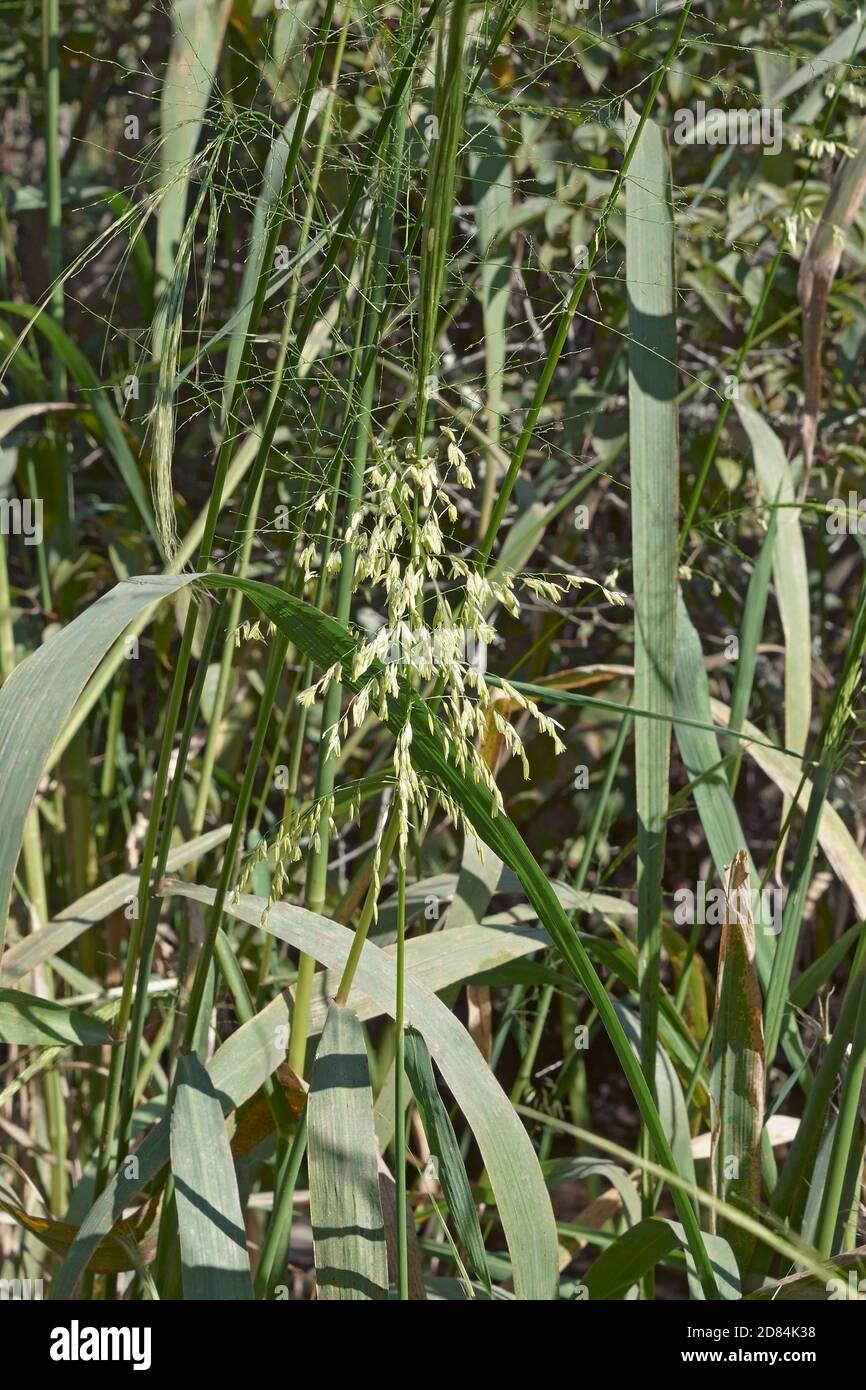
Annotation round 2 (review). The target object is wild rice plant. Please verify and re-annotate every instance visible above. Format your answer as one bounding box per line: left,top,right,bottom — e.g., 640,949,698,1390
1,0,866,1308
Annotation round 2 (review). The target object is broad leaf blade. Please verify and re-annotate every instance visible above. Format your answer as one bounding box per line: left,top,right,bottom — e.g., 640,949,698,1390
736,401,811,828
625,102,678,1104
156,0,232,284
0,988,114,1047
0,574,190,948
0,1199,155,1273
583,1217,740,1301
308,1003,388,1300
171,1052,254,1301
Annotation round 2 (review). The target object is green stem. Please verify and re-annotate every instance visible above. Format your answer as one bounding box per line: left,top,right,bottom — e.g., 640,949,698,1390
815,972,866,1257
254,1112,308,1299
335,810,401,1005
394,854,409,1300
42,0,71,547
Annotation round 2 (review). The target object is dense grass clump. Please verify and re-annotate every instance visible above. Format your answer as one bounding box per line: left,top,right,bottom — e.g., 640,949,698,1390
1,0,866,1306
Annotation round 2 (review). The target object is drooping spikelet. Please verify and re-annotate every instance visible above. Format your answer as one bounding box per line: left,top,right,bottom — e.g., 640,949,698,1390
243,426,627,914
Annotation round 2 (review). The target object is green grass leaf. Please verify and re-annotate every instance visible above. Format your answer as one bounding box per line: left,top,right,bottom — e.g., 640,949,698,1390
674,594,774,968
736,401,812,822
0,575,190,949
156,0,232,286
625,101,679,1245
728,507,779,780
308,1003,389,1300
404,1027,492,1294
171,1052,254,1300
583,1217,740,1301
0,987,114,1046
54,989,292,1297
